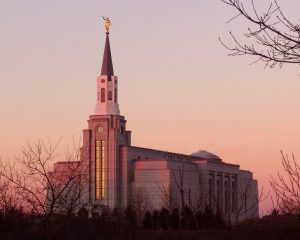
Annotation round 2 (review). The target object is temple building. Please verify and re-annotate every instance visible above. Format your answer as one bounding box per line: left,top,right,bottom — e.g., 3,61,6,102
50,24,259,222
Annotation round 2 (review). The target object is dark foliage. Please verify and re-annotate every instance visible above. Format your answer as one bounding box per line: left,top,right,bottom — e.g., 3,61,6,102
170,208,180,230
215,209,225,228
1,205,300,240
143,211,152,229
152,210,159,230
203,205,215,229
158,208,170,230
124,204,137,227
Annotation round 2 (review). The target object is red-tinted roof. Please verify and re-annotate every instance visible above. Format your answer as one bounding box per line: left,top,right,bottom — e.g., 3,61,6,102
101,33,114,76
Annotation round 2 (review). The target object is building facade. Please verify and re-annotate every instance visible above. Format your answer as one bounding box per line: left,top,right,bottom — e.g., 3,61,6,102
51,28,259,222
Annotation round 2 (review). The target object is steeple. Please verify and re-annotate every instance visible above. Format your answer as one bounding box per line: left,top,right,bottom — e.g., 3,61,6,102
101,33,114,76
95,18,120,116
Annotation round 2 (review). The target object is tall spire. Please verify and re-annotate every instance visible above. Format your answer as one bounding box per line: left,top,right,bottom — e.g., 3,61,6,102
101,33,114,76
95,18,120,116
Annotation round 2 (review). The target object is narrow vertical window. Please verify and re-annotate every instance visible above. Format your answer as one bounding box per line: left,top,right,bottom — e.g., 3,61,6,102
108,91,112,101
209,178,213,208
217,179,221,211
232,181,236,213
114,88,117,102
101,88,105,102
225,180,229,214
95,140,105,200
101,140,105,199
95,140,101,200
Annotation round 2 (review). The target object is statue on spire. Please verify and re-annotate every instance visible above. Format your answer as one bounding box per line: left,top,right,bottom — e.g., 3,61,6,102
102,16,111,33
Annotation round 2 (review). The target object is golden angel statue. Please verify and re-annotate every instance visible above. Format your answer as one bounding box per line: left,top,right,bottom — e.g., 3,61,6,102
102,16,111,33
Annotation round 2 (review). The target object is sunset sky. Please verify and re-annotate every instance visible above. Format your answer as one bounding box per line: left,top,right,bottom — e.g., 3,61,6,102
1,0,300,214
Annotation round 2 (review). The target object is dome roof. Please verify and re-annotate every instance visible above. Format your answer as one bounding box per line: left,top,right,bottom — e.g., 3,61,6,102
191,150,222,163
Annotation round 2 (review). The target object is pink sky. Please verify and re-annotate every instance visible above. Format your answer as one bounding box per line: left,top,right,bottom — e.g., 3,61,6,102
1,0,300,215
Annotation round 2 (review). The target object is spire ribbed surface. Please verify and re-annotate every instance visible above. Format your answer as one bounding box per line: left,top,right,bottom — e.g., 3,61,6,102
101,33,114,76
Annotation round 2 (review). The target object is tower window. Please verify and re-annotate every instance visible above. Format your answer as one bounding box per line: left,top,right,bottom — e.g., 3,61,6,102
114,88,117,102
108,91,112,101
101,88,105,102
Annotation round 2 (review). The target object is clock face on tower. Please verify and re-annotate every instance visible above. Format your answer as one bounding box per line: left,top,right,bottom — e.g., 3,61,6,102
97,126,104,134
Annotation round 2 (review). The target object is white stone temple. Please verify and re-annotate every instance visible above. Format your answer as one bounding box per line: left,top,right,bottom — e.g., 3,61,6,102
50,26,259,223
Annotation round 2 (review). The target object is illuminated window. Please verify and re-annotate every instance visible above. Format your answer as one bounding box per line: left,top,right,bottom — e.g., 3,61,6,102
108,91,112,101
101,140,105,199
95,140,101,200
95,140,105,200
101,88,105,102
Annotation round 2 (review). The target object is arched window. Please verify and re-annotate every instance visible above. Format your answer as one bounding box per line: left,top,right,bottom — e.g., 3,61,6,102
114,88,117,102
101,88,105,102
232,181,236,213
108,91,112,101
225,180,229,213
209,178,213,208
217,179,221,210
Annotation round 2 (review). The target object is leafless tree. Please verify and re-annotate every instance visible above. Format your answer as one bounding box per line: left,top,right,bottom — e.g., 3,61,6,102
0,173,21,213
158,183,176,211
172,163,187,211
158,162,208,214
132,187,150,226
270,151,300,215
234,179,265,224
220,0,300,68
267,194,281,216
157,163,187,212
190,191,209,215
0,138,88,232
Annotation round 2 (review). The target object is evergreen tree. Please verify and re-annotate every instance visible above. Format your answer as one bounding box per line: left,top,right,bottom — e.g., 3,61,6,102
170,208,180,230
124,204,137,227
195,210,205,229
159,208,170,230
181,205,193,229
152,210,159,230
203,205,214,229
77,207,88,219
143,211,152,229
215,209,225,228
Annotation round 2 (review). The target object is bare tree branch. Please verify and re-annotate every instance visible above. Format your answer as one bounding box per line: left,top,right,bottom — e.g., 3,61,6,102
220,0,300,68
0,138,89,233
270,151,300,215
